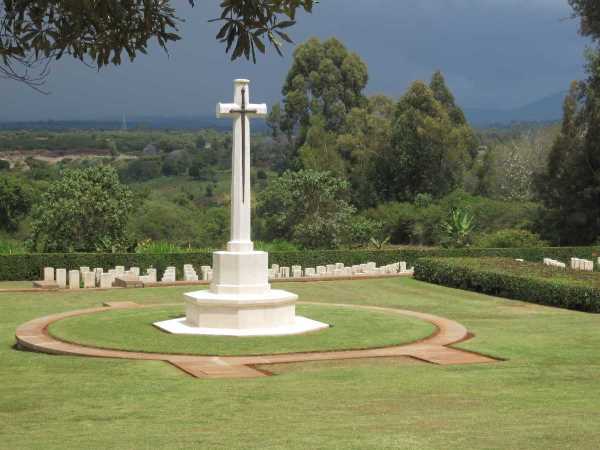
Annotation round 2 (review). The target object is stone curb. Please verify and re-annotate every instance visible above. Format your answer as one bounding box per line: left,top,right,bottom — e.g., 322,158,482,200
15,301,499,379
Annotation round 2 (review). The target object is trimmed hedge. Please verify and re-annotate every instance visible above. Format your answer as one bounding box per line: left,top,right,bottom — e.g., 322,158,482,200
0,246,598,282
414,257,600,313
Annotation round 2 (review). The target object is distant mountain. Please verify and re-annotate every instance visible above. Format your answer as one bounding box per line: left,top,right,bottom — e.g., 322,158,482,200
464,91,567,127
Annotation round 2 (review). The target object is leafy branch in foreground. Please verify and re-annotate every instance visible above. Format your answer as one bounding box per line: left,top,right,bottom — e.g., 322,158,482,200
0,0,314,89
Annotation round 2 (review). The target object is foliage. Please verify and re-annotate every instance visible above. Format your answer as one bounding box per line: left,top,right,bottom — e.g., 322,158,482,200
279,37,368,140
257,169,374,249
414,257,600,313
0,237,26,254
569,0,600,42
29,166,134,252
474,229,548,249
135,240,193,254
298,115,346,177
162,150,191,176
374,80,473,202
367,190,538,246
535,68,600,244
0,0,314,87
440,208,475,248
254,239,300,252
121,157,162,182
468,125,557,200
0,175,31,231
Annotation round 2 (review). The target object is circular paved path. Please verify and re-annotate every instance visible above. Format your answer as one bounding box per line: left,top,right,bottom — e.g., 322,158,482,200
15,301,497,378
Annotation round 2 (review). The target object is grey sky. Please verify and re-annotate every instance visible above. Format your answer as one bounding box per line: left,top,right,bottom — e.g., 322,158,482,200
0,0,590,122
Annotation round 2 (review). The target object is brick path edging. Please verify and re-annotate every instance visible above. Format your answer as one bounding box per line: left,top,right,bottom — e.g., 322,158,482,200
15,302,498,379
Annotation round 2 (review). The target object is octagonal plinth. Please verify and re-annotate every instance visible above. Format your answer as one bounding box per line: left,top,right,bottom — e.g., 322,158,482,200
184,289,297,329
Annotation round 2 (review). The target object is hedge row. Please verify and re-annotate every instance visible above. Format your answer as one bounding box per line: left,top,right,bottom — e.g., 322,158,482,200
414,257,600,313
1,246,598,281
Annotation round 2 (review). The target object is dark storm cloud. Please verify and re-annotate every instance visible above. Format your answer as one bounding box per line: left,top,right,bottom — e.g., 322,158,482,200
0,0,589,121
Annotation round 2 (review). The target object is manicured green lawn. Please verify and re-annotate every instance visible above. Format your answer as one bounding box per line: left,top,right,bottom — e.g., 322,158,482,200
48,303,435,356
2,278,600,449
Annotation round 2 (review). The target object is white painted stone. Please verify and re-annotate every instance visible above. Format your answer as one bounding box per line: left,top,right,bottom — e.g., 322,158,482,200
115,266,125,276
43,267,54,282
94,268,103,285
305,268,316,277
83,271,96,288
344,267,353,276
292,269,302,278
166,80,311,336
99,273,113,289
155,315,328,337
56,269,67,288
316,266,327,275
68,270,80,289
130,267,140,277
335,262,344,270
326,264,336,274
333,269,344,277
161,267,176,283
145,268,157,283
291,265,302,273
279,267,290,278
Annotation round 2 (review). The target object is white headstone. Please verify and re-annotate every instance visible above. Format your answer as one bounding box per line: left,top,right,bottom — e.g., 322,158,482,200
43,267,54,282
68,270,80,289
99,273,113,289
83,271,96,288
56,269,67,288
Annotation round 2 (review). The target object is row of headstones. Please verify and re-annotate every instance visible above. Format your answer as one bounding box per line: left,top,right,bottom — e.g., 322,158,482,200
543,258,566,269
570,257,596,272
542,257,597,271
268,262,411,279
43,266,158,289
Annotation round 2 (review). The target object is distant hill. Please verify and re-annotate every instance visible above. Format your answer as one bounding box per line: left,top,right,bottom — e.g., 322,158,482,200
0,115,268,131
464,91,567,127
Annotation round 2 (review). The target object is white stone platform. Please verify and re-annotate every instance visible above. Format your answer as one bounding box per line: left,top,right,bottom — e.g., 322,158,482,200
154,315,329,337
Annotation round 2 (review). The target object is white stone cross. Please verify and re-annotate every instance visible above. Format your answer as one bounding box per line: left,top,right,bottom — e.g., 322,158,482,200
217,79,267,252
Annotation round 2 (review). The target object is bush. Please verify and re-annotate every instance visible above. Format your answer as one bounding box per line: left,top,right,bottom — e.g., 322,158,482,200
2,246,598,281
414,257,600,313
475,229,548,248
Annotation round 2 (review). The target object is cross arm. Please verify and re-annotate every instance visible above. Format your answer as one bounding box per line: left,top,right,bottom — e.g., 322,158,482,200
216,103,239,118
246,103,268,117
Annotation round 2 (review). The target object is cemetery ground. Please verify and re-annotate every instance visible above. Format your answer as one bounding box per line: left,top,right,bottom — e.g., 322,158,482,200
2,278,600,449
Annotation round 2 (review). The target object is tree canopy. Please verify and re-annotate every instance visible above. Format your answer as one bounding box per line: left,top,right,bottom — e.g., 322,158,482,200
374,80,474,202
0,0,314,89
279,37,368,140
30,165,134,252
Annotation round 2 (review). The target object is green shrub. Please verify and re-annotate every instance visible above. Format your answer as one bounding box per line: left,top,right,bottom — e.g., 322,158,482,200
475,229,548,248
414,257,600,313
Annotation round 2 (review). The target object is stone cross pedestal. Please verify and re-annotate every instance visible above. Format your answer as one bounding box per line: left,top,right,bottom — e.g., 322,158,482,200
155,79,328,337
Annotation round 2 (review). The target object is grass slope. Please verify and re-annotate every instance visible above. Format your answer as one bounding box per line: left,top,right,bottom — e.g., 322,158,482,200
1,278,600,449
48,303,435,356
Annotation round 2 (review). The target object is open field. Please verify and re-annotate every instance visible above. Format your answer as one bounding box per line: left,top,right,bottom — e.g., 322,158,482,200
2,278,600,449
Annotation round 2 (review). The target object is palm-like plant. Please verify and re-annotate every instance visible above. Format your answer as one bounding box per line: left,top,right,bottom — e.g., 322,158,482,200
441,208,475,248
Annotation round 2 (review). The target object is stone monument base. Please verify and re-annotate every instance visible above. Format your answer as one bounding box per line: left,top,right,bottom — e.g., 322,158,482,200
155,288,329,336
154,314,329,337
153,250,329,337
